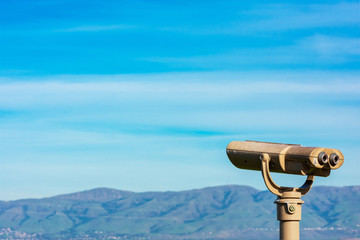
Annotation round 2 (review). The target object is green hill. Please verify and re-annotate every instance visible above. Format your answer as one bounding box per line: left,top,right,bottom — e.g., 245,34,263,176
0,185,359,239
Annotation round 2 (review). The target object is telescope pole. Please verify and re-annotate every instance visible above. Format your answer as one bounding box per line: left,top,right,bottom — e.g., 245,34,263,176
260,154,313,240
275,191,303,240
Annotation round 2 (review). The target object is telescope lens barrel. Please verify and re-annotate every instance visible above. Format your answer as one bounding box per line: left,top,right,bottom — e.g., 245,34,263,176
318,152,328,165
330,153,340,166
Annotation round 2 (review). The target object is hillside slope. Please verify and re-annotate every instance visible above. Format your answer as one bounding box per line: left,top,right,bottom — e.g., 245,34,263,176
0,185,359,239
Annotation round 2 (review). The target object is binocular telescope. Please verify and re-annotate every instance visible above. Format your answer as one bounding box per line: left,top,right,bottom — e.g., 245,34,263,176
226,140,344,177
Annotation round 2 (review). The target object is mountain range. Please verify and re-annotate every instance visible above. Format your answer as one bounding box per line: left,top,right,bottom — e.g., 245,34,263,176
0,185,359,239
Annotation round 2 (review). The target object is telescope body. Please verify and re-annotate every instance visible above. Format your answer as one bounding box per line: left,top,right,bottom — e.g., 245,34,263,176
226,141,344,177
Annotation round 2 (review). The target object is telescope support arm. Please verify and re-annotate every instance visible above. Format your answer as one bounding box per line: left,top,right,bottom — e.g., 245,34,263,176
260,153,315,197
260,153,315,240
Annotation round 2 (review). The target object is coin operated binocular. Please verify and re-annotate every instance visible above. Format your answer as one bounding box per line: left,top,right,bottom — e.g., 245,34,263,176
226,140,344,240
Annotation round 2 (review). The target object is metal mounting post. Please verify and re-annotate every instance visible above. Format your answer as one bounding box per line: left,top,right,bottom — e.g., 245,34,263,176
260,153,315,240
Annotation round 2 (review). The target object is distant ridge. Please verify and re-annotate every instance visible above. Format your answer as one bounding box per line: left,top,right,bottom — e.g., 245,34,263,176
0,185,359,240
49,187,134,202
48,184,258,202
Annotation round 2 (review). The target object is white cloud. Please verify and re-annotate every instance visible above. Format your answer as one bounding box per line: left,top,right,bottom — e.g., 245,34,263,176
1,72,359,141
1,71,359,107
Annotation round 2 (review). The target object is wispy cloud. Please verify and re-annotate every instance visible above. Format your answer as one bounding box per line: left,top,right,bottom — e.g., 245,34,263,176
56,24,137,32
0,72,360,109
1,72,359,137
144,35,360,68
299,35,360,56
1,1,358,75
158,2,360,35
241,2,359,32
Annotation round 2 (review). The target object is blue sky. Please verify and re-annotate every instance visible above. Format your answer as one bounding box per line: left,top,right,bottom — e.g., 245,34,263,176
0,0,359,200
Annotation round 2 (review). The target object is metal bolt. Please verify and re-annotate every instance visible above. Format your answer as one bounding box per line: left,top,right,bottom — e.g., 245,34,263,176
288,205,296,213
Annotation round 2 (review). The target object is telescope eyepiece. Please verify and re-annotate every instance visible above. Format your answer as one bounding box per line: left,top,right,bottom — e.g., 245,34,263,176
330,153,340,166
318,152,328,165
